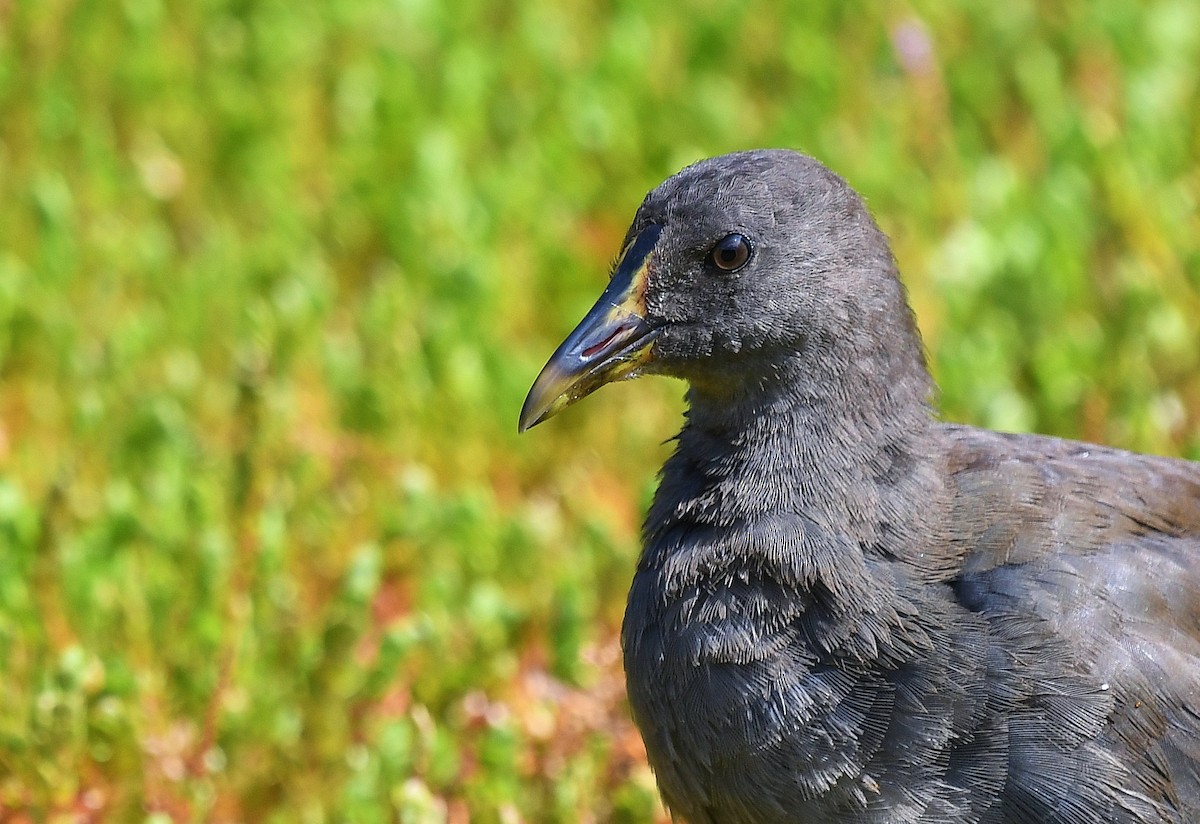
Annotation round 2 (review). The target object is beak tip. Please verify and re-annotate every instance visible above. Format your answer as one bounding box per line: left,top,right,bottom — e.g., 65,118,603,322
517,393,548,434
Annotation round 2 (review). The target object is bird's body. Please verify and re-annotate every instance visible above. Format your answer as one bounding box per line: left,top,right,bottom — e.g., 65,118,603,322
521,150,1200,822
627,418,1200,822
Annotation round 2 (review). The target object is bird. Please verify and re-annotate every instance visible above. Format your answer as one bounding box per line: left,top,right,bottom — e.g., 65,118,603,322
518,149,1200,823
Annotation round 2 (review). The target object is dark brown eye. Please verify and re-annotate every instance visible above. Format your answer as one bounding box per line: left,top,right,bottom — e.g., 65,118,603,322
710,233,751,271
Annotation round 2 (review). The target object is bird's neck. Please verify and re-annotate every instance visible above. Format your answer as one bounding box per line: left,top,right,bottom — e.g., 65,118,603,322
642,350,949,599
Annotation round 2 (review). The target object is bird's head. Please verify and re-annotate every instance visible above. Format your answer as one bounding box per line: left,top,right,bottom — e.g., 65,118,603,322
519,149,922,431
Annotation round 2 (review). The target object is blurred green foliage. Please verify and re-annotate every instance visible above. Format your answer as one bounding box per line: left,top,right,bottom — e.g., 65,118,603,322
0,0,1197,820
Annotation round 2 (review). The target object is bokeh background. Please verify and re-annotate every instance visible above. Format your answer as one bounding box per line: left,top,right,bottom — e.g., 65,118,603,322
2,0,1199,821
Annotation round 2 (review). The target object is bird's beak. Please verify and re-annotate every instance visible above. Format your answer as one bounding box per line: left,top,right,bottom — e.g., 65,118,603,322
519,224,663,432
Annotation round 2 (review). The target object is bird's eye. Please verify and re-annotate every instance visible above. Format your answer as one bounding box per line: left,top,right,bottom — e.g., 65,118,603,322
710,233,751,272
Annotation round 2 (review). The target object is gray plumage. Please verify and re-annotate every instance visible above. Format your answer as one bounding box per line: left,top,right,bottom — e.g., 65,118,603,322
523,149,1200,823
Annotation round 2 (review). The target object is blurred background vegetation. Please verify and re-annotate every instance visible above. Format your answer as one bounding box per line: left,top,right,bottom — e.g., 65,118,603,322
1,0,1198,820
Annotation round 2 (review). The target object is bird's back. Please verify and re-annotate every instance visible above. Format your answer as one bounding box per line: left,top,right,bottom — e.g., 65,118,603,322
943,424,1200,821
